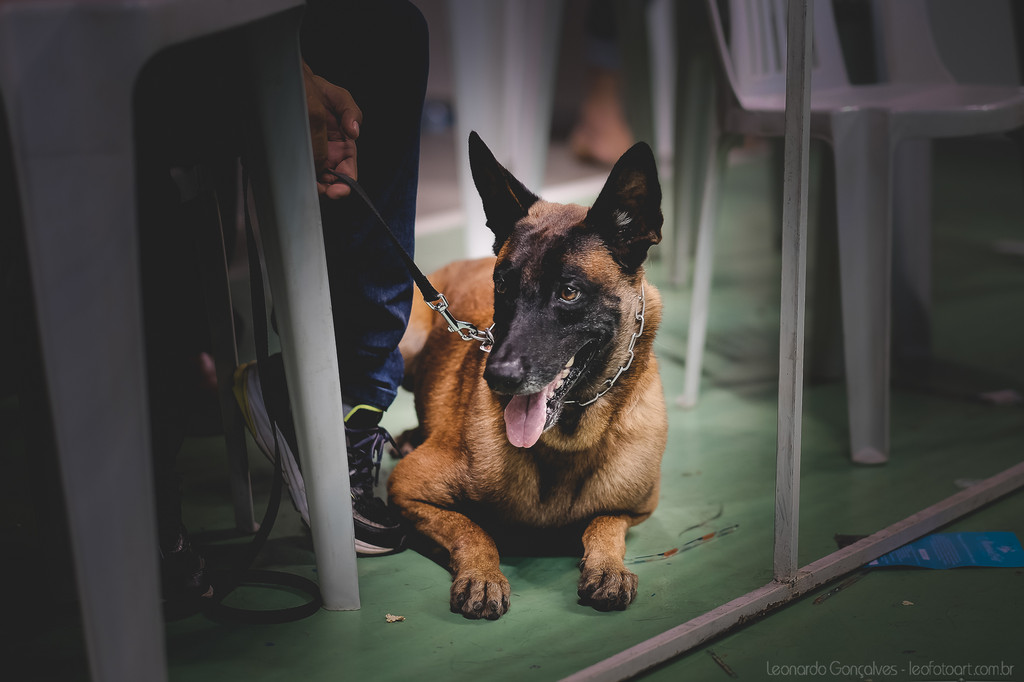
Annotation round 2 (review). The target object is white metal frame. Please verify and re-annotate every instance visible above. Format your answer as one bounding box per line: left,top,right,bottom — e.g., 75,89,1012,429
563,2,1024,678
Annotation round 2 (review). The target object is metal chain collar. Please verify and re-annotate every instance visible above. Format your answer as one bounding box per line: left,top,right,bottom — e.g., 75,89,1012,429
565,281,646,407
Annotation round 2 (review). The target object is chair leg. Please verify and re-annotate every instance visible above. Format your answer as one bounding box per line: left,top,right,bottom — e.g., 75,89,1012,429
831,116,893,465
890,139,934,384
615,0,656,149
189,189,258,534
669,2,718,287
244,9,360,610
670,55,716,288
448,0,502,258
679,135,731,408
10,105,168,682
448,0,564,259
499,0,564,192
808,148,845,382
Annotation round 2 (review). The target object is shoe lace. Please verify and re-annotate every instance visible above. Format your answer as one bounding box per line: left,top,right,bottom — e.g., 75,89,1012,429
345,424,397,497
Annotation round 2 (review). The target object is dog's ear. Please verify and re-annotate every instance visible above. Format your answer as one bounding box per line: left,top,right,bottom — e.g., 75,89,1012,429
469,131,539,253
585,142,663,272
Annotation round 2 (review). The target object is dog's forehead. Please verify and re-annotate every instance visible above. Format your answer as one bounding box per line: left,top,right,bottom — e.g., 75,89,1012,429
497,200,593,274
526,199,589,226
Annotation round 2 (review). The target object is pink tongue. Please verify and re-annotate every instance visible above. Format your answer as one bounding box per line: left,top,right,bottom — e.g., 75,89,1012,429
504,378,558,448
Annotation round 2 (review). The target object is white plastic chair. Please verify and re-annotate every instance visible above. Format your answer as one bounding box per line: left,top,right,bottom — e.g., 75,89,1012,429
679,0,1024,464
0,1,360,679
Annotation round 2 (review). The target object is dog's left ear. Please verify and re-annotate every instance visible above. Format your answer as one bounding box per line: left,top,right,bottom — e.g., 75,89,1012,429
585,142,663,272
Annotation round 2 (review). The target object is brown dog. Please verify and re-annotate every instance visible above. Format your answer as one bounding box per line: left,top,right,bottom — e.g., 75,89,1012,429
388,132,667,619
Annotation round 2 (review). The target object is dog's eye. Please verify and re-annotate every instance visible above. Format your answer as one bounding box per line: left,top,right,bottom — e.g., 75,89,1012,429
559,285,581,302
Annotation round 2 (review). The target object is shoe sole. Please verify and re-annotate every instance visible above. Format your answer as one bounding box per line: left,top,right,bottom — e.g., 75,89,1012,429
355,538,404,556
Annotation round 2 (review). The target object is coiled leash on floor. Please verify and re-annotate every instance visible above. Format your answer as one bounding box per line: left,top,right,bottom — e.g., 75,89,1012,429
201,167,322,625
327,170,495,353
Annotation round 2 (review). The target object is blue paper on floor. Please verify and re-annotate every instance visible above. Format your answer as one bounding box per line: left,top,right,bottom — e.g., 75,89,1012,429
868,532,1024,569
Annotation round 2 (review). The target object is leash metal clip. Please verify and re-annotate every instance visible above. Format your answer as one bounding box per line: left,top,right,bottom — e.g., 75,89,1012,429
325,171,495,355
427,294,495,353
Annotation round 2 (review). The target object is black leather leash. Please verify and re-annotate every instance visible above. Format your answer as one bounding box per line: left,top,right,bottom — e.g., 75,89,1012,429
327,170,495,353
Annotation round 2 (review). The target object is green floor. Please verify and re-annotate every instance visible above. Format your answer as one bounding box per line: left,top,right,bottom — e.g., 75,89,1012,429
5,138,1024,681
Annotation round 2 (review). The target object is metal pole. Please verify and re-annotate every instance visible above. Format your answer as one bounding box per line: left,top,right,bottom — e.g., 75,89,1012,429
773,0,814,582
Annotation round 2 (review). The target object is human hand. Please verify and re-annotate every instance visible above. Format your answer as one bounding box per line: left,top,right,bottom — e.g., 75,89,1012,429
303,61,362,199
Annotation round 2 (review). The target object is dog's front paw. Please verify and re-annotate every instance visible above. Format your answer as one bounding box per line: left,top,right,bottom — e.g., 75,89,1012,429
450,569,510,620
577,559,638,611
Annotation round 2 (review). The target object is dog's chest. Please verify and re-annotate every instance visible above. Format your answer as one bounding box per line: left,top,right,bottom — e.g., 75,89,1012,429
471,446,639,526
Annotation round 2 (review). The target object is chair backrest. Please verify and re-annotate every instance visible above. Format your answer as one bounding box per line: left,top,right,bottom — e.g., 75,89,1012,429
871,0,955,84
707,0,848,101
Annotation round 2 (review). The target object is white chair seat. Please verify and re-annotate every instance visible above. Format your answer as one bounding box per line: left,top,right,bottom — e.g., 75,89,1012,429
733,83,1024,136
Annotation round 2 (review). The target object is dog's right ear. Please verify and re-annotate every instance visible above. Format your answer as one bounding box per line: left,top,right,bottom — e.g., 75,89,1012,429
469,131,539,254
584,141,663,273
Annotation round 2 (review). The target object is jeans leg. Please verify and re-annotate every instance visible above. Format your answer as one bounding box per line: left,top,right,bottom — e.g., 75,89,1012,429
301,0,429,410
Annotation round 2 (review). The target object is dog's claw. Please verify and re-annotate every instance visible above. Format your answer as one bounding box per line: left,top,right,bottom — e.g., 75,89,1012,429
450,570,511,620
577,562,638,611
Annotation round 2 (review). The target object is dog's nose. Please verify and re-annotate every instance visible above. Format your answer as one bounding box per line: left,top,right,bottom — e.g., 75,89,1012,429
484,356,527,394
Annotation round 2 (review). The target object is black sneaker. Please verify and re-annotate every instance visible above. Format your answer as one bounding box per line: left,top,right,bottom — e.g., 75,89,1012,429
345,422,408,555
234,357,406,555
159,524,213,601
